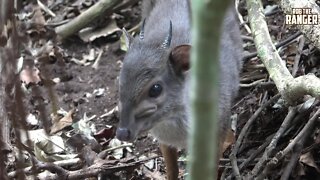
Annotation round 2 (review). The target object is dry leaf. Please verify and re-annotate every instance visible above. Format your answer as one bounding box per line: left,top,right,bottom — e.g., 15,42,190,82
32,6,46,25
20,66,41,85
26,113,39,126
222,128,235,153
78,19,121,42
109,138,123,159
299,152,320,172
50,109,74,134
82,48,96,62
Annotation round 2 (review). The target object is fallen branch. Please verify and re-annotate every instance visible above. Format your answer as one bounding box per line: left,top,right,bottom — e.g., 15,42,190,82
55,0,122,40
10,153,159,179
7,158,82,178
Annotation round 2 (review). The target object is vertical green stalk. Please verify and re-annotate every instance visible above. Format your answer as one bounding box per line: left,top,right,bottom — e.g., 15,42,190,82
187,0,231,180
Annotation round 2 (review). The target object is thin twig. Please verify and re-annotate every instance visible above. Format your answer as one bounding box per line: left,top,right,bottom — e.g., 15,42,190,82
98,143,133,159
37,0,56,17
239,135,272,170
259,107,320,179
240,80,274,88
292,36,305,77
282,107,320,157
240,74,266,82
8,158,82,178
229,153,241,180
229,94,281,179
241,35,254,42
250,107,298,178
280,143,303,180
243,31,302,61
235,0,251,34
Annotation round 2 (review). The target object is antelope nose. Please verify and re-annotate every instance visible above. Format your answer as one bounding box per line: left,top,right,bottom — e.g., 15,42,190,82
116,127,131,142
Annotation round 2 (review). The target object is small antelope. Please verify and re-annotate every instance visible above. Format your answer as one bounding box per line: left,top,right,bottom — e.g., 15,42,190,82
116,0,242,179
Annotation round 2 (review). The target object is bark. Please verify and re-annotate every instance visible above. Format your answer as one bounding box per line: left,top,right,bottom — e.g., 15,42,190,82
0,1,17,179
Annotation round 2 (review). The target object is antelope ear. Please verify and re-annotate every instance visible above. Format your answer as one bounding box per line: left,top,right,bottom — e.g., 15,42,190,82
122,28,133,49
169,44,191,75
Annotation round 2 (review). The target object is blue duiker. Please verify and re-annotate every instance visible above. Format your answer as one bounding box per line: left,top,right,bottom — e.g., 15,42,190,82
116,0,242,179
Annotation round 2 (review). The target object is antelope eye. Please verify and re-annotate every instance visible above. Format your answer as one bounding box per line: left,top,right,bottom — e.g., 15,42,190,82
149,84,162,98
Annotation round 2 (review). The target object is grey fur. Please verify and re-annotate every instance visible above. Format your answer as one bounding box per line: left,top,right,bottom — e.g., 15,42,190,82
141,0,157,19
117,0,242,149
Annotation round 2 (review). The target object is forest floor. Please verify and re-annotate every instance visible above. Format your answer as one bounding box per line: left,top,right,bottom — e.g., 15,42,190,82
3,0,320,179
